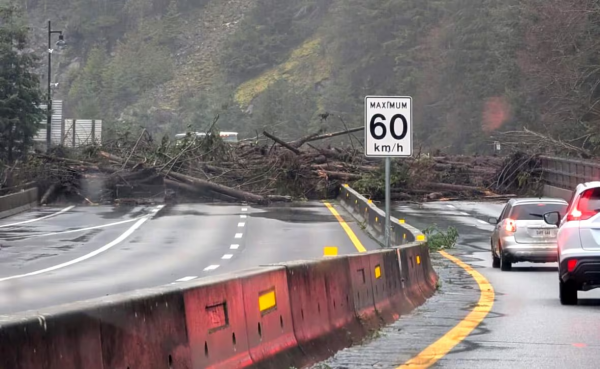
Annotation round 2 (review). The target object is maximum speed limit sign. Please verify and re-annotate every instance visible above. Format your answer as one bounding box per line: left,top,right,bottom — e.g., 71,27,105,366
364,96,412,157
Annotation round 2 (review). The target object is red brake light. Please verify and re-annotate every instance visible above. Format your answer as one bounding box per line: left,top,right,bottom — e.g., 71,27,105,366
566,190,599,222
567,259,577,272
505,219,516,232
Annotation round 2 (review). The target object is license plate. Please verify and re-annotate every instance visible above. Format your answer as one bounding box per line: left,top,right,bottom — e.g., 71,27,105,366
534,229,555,237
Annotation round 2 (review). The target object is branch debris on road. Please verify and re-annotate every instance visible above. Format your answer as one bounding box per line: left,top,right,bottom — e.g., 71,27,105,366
0,127,538,205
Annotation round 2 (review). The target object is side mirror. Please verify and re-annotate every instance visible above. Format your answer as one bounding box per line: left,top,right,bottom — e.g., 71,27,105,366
543,211,560,227
488,217,498,225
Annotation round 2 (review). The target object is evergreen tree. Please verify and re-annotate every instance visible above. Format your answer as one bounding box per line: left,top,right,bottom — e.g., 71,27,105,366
0,4,45,162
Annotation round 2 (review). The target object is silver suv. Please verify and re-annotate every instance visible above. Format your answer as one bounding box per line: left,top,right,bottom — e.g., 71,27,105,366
543,182,600,305
489,198,568,271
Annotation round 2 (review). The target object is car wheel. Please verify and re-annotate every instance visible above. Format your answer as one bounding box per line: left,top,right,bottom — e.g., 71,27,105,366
559,280,578,305
500,251,512,271
492,253,500,268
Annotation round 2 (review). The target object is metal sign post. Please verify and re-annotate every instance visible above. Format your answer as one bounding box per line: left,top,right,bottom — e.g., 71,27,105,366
385,157,391,247
365,96,413,248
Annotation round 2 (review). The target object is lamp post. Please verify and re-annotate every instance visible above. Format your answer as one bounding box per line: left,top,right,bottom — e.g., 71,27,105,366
47,20,65,150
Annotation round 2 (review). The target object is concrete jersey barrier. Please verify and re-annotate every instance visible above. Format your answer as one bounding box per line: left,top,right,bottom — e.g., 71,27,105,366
0,186,437,369
337,183,425,246
0,188,38,220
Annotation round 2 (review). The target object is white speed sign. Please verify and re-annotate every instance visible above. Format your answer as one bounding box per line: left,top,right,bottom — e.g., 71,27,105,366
364,96,412,157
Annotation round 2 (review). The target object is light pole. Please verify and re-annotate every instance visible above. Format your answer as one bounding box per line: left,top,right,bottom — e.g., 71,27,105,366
47,20,65,150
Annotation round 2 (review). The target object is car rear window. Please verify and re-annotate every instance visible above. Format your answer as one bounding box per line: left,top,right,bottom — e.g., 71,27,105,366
510,203,567,220
577,188,600,212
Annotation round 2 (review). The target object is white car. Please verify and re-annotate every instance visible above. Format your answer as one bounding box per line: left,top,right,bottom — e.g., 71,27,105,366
543,181,600,305
489,198,567,271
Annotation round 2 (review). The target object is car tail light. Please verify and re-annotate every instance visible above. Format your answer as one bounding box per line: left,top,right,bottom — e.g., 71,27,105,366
566,207,599,222
566,190,599,222
567,259,577,272
505,218,516,232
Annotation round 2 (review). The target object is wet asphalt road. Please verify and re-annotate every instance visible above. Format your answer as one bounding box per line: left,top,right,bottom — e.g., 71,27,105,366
316,200,600,369
0,201,378,314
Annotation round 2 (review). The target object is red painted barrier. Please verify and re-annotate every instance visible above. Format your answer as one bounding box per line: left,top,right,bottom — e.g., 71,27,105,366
366,251,395,324
284,258,354,362
321,257,366,342
347,254,381,331
239,267,303,369
183,277,252,369
96,290,191,369
0,310,102,369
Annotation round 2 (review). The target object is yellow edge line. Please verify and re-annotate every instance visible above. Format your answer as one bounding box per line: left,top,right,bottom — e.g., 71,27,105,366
396,250,495,368
323,202,367,253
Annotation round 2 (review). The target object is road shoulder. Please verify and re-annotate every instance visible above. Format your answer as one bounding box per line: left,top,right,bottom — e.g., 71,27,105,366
311,251,483,369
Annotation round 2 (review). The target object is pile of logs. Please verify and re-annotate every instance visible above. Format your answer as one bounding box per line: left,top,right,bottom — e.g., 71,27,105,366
1,127,528,205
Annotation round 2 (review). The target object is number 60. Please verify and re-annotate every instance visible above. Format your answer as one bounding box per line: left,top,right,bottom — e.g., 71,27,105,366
370,114,408,140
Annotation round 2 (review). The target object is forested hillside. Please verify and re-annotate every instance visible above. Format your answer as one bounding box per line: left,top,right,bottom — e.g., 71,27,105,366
14,0,600,155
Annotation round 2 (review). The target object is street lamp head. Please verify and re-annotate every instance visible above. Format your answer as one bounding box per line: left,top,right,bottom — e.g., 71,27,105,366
55,34,66,49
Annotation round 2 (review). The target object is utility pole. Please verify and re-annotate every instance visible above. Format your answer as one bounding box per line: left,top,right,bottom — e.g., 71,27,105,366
47,20,65,150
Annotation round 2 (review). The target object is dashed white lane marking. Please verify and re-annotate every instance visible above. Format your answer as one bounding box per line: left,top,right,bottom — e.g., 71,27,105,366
446,204,456,209
238,222,245,227
176,276,197,282
0,205,164,282
0,206,75,228
241,208,248,212
240,214,247,218
234,233,243,238
477,219,489,224
204,265,220,271
459,212,469,216
222,254,233,260
230,244,240,249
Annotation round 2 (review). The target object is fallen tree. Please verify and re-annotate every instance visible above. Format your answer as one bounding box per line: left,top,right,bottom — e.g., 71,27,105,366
0,126,529,205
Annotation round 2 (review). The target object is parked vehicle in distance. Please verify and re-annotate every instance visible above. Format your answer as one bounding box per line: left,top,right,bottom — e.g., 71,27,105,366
489,198,568,271
543,182,600,305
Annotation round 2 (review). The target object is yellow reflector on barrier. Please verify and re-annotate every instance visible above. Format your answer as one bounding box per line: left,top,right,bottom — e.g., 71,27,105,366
259,290,276,312
368,199,373,204
399,219,405,224
375,216,379,222
374,265,382,279
417,234,426,241
343,184,349,188
416,255,421,265
323,246,338,257
403,233,407,240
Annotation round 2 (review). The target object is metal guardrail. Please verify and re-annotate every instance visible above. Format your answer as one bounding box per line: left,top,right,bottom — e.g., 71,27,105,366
540,155,600,190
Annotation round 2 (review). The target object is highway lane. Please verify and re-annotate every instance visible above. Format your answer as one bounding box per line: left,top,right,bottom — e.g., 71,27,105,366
0,201,378,314
317,200,600,369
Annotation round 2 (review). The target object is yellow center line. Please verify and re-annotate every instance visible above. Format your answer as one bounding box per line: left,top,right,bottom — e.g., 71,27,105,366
323,202,367,253
397,250,495,368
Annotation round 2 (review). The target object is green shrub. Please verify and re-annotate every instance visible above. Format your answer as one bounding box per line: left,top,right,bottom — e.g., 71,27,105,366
422,224,459,251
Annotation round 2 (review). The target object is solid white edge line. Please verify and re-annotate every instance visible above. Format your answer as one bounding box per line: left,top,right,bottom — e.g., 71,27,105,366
238,222,245,227
204,265,220,271
0,205,75,228
234,233,243,238
222,254,233,259
0,216,150,282
33,218,141,238
477,219,490,224
230,244,240,249
176,276,198,282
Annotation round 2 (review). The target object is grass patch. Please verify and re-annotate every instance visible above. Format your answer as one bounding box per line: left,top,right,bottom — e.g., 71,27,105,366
422,224,459,251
